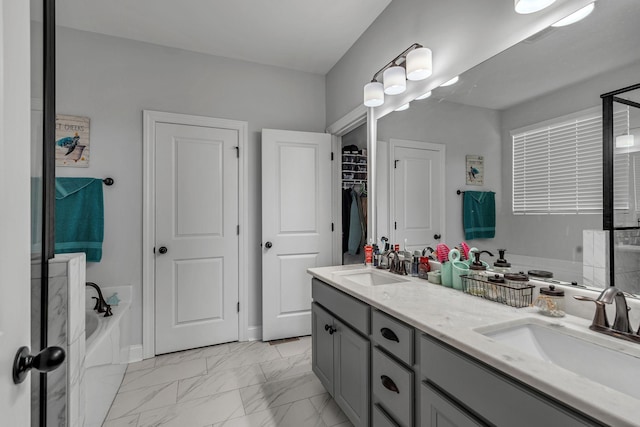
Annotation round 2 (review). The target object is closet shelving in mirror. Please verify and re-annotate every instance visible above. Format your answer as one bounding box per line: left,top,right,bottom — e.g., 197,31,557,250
342,151,367,189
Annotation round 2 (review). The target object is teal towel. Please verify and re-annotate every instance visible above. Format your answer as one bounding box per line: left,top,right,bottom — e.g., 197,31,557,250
463,191,495,240
55,178,104,262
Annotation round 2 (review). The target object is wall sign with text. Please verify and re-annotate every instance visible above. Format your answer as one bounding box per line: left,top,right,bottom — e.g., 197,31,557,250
55,115,90,167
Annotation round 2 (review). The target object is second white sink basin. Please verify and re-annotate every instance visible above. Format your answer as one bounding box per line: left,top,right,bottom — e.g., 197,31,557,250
334,269,410,286
477,319,640,400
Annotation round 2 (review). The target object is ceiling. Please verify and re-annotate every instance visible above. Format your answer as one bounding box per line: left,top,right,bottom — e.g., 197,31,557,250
432,0,640,110
54,0,392,75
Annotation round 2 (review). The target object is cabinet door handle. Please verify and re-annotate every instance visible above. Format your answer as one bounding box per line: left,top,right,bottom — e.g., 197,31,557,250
380,375,399,393
324,324,336,335
380,327,399,342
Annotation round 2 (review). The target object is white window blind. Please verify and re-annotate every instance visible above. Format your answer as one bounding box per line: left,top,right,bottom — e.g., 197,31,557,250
512,108,628,214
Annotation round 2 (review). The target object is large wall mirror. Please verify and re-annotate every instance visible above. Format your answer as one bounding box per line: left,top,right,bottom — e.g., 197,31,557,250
371,0,640,293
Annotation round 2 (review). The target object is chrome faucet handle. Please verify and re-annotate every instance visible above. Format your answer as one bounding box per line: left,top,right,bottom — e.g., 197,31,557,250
597,287,633,333
574,295,610,329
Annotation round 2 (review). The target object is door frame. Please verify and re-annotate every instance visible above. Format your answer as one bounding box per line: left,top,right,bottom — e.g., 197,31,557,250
142,110,248,359
389,138,446,247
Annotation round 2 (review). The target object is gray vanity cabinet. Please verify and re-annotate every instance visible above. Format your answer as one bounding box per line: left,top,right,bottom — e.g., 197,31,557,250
420,383,484,427
312,279,371,427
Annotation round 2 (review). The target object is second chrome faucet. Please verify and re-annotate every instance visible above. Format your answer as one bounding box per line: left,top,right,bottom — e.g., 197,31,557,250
575,286,639,343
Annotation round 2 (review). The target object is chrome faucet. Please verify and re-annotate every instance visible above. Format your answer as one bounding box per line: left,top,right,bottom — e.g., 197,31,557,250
387,251,407,275
575,286,639,343
86,282,112,317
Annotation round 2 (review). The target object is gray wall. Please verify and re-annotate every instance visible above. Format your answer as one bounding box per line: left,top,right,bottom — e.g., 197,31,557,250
498,60,640,261
55,27,326,345
377,99,502,248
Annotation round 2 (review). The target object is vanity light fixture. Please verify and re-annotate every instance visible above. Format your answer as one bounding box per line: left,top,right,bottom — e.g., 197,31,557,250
415,90,432,100
363,43,433,107
616,134,635,148
551,2,595,27
440,76,459,87
514,0,556,14
395,103,410,112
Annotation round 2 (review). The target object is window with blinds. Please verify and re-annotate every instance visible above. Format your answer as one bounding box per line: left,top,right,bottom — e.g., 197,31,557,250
512,108,629,214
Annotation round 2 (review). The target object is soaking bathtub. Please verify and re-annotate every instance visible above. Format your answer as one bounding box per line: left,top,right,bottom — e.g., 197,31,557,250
84,287,131,427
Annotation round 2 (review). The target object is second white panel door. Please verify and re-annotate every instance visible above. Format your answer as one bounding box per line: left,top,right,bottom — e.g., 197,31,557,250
391,139,445,251
155,122,239,355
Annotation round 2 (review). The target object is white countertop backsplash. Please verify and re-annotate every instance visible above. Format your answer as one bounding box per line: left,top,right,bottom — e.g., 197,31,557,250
308,264,640,427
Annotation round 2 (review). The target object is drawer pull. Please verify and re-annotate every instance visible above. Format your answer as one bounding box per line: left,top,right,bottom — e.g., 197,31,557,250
381,375,399,393
324,324,336,335
380,327,399,342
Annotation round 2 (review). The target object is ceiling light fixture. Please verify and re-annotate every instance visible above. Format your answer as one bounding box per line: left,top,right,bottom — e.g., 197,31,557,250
440,76,459,87
551,2,595,27
415,91,432,100
363,43,433,107
395,103,410,112
514,0,556,14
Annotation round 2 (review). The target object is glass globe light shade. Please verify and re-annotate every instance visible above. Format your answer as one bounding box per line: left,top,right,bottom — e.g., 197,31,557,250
406,47,433,81
383,66,407,95
363,82,384,107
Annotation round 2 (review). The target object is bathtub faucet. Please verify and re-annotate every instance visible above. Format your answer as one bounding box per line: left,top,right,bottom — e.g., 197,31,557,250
86,282,112,317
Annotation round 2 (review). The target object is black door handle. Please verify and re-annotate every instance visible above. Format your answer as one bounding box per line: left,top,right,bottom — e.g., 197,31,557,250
265,241,273,249
380,327,399,342
381,375,399,393
158,246,168,254
324,324,336,334
13,346,65,384
434,234,441,240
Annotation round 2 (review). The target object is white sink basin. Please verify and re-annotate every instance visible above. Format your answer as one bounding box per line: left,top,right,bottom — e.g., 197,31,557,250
334,269,410,286
477,319,640,399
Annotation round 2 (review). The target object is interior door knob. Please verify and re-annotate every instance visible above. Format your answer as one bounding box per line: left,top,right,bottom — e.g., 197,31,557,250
265,241,273,249
434,234,441,240
13,346,65,384
158,246,168,254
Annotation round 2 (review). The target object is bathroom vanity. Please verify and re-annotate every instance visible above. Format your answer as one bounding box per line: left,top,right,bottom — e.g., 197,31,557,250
308,265,640,427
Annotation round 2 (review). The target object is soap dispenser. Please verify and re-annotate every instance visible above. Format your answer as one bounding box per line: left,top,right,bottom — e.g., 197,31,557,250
470,250,493,279
493,249,511,273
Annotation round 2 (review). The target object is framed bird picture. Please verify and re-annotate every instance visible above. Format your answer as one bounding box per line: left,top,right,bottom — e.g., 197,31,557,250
466,154,484,185
55,115,90,167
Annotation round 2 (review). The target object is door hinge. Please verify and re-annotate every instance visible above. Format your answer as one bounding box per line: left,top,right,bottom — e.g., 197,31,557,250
394,160,399,169
331,222,334,232
235,146,240,158
153,246,155,254
331,152,334,161
237,225,240,235
237,302,240,312
394,221,397,230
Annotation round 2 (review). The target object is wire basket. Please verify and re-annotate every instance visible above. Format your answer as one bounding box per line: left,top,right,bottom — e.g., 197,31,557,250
460,275,534,308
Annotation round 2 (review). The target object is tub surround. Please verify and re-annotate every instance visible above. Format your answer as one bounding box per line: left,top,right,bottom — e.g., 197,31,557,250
308,264,640,427
85,285,132,427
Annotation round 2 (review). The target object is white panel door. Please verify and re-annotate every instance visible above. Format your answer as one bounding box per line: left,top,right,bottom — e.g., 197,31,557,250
262,129,332,341
0,0,31,422
391,140,445,251
155,123,239,354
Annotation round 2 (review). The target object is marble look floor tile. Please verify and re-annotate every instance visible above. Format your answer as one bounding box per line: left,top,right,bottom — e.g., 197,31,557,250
309,393,348,426
274,336,312,358
102,414,140,427
227,340,271,353
178,365,265,402
332,421,354,427
259,352,312,382
156,343,231,367
107,381,178,420
126,358,156,373
212,398,326,427
120,359,207,392
207,346,281,371
240,372,326,414
136,390,245,427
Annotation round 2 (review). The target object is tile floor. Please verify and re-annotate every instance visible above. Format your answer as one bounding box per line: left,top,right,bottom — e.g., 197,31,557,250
102,337,353,427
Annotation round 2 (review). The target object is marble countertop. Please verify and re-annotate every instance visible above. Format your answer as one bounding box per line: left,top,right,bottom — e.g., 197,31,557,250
307,264,640,427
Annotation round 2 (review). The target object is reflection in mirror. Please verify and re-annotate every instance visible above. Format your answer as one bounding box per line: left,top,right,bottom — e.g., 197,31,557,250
612,87,640,294
375,0,640,292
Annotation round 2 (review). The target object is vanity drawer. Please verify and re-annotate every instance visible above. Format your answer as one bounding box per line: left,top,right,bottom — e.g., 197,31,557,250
372,347,414,427
373,403,400,427
312,278,370,335
371,309,414,365
420,334,599,427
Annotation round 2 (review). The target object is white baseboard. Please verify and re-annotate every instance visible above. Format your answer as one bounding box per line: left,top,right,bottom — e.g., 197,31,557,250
123,344,144,363
247,326,262,341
